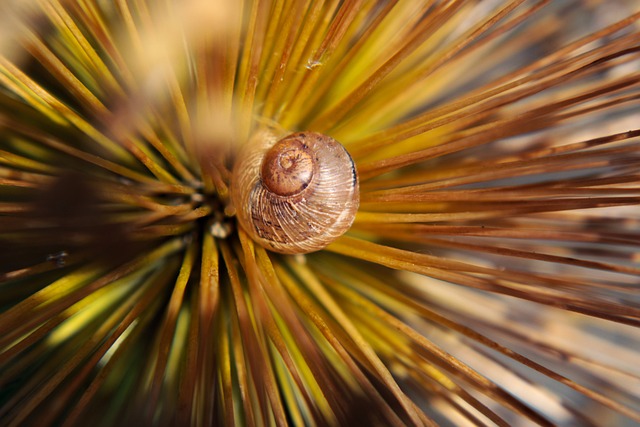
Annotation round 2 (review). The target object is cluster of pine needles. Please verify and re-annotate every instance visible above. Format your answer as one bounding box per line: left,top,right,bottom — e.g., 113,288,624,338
1,0,640,426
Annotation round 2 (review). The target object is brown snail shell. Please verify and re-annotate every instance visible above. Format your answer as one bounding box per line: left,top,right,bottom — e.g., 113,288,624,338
231,130,359,254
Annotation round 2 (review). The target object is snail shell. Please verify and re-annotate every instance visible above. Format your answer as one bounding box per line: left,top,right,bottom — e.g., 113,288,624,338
231,130,359,254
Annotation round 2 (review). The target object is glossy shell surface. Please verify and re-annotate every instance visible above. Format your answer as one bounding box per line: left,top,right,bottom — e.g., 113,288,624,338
232,130,359,254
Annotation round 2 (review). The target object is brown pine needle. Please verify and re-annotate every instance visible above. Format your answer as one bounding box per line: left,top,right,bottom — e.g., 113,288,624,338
2,1,640,426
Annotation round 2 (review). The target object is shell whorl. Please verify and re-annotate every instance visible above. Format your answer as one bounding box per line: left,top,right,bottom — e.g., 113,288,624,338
231,130,359,254
260,137,316,197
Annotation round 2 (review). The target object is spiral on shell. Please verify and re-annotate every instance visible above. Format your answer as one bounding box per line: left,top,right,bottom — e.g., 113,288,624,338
231,130,359,254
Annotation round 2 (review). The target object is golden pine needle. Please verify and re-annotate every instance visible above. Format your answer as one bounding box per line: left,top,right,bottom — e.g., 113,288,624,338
1,1,640,426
